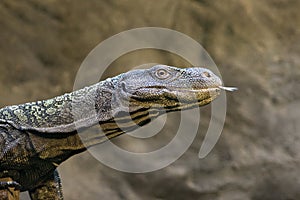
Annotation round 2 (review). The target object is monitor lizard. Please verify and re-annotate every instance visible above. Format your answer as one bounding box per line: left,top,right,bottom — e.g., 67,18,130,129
0,65,234,199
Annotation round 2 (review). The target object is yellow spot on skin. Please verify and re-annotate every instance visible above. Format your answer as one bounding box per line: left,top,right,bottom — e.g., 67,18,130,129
44,99,54,107
55,96,64,101
13,109,28,122
3,110,12,119
46,108,57,115
10,105,19,110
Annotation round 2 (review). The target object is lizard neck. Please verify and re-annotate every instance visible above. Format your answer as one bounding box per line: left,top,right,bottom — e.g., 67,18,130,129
0,80,116,133
0,77,157,161
0,79,127,163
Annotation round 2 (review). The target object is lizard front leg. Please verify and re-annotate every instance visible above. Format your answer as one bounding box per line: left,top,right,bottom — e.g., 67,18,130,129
29,170,63,200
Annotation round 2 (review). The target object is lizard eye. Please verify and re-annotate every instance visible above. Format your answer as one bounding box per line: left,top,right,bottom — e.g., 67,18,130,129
155,69,171,79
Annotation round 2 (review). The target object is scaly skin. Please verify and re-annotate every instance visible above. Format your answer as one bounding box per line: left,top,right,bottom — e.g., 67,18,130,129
0,65,223,199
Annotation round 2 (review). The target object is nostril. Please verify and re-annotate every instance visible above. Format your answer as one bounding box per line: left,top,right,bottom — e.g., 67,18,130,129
202,72,211,78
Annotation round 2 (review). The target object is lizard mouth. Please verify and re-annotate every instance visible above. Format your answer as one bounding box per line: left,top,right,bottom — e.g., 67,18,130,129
131,85,223,104
168,87,221,93
124,84,237,106
140,85,221,92
141,85,237,91
161,86,238,95
156,85,237,102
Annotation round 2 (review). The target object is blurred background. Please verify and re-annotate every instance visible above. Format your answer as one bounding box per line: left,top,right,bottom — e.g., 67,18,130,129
0,0,300,199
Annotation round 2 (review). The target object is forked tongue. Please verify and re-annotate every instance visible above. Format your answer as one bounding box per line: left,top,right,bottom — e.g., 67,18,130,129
218,86,238,92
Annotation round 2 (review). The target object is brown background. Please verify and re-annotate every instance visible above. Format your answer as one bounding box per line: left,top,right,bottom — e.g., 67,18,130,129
0,0,300,199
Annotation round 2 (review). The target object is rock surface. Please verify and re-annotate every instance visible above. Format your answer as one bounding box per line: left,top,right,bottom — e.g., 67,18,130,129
0,0,300,199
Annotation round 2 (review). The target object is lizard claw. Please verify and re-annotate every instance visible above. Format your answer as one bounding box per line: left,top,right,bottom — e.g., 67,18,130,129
0,181,21,190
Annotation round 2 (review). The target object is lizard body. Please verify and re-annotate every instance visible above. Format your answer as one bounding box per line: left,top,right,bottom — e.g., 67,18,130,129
0,65,223,199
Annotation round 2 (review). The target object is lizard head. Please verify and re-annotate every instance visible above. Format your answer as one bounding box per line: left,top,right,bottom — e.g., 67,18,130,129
114,65,223,112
